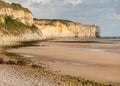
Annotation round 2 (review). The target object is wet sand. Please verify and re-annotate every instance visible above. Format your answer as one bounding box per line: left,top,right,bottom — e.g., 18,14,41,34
9,40,120,83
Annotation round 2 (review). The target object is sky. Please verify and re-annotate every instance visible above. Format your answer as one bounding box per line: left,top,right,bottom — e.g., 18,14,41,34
5,0,120,36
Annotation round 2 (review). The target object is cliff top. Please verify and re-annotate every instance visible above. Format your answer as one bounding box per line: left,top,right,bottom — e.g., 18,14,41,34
34,18,73,22
33,18,99,27
33,18,83,26
0,0,31,13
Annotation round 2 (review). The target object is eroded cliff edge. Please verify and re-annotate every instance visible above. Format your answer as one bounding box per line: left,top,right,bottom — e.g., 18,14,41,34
0,0,100,45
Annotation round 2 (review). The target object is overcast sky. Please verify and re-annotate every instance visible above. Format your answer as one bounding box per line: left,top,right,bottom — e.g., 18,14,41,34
5,0,120,36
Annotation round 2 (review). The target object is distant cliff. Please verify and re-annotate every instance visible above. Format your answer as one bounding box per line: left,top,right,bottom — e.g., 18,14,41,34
0,0,100,45
34,19,100,38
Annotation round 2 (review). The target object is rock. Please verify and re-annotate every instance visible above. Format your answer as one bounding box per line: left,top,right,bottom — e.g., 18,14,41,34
0,58,5,64
6,60,16,65
34,19,100,38
17,60,26,65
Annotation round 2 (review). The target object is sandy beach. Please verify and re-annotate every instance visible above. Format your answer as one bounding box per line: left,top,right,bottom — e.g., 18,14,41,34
9,39,120,83
7,38,120,83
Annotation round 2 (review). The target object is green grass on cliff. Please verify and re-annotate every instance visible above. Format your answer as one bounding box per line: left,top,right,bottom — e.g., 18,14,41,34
0,0,10,9
33,18,75,26
33,18,73,22
0,15,38,36
11,3,30,12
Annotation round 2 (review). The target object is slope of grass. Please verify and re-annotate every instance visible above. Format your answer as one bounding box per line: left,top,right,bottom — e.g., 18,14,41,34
0,15,38,36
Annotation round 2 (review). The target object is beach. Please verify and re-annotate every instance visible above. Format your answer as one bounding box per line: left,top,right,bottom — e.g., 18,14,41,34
9,38,120,83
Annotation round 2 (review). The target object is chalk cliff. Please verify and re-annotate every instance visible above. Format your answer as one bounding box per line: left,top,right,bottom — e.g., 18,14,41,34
0,15,42,45
0,1,41,45
34,19,100,38
0,0,100,45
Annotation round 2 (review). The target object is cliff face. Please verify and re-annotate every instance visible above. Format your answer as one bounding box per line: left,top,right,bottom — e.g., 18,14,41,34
0,1,33,26
0,15,42,45
0,1,41,45
34,19,100,38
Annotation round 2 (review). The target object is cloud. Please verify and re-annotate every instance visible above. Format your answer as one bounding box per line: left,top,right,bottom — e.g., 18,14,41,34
26,0,51,4
64,0,82,5
113,14,120,20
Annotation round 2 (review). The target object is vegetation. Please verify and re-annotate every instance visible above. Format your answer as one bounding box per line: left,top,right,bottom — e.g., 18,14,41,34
59,75,116,86
1,40,41,65
2,52,31,64
0,0,10,9
0,15,38,35
0,0,30,12
1,40,48,65
33,18,73,22
11,3,30,12
34,18,74,26
31,63,45,69
52,40,106,44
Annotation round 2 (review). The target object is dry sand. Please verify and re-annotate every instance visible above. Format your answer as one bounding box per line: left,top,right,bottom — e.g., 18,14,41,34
9,39,120,83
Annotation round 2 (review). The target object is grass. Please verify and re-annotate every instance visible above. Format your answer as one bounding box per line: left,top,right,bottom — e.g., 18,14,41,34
52,40,105,44
0,1,10,9
2,52,31,64
33,18,75,26
31,63,45,69
0,15,39,36
11,3,30,12
1,40,42,65
1,40,48,65
33,18,73,22
3,40,40,50
0,0,30,12
61,75,116,86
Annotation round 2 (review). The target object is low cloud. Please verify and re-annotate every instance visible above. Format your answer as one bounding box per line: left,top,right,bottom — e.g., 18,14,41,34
26,0,51,4
113,14,120,20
